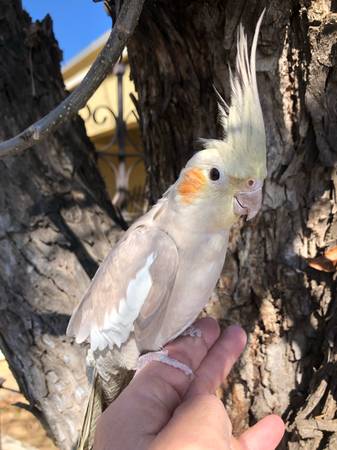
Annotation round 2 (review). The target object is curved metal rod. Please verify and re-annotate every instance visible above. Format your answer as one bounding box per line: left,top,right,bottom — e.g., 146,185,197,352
92,105,117,126
98,153,119,179
126,157,144,180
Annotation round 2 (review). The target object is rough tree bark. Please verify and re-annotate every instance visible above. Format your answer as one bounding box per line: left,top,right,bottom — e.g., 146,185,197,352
0,1,122,448
126,0,337,448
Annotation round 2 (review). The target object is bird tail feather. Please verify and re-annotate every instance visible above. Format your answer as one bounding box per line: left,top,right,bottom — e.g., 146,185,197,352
77,371,102,450
76,368,134,450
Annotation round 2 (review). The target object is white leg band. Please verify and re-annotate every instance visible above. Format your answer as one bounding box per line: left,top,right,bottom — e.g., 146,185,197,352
136,350,194,377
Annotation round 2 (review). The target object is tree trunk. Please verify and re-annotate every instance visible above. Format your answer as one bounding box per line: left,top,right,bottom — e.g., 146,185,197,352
127,0,337,448
0,1,122,448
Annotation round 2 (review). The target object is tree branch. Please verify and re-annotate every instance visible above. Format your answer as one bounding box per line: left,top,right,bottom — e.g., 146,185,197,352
0,0,145,158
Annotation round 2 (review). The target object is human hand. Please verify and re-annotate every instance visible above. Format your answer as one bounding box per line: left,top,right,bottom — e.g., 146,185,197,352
94,318,284,450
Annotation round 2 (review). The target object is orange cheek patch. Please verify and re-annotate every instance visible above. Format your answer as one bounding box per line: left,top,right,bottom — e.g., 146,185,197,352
178,168,206,203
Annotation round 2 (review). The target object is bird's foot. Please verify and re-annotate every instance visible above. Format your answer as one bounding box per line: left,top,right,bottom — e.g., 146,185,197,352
136,350,193,377
182,324,203,338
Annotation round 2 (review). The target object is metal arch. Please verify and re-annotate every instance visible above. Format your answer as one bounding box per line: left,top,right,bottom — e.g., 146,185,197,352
83,61,146,214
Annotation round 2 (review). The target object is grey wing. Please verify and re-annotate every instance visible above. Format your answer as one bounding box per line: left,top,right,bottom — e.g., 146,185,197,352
66,226,179,353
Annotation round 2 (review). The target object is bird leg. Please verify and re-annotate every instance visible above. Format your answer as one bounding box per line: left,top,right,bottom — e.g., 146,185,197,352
136,326,202,377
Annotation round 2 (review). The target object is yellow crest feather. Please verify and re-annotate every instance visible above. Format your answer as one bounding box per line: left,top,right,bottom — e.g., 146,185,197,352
204,11,267,180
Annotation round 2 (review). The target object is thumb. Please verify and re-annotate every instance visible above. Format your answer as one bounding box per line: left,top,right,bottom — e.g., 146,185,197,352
236,414,285,450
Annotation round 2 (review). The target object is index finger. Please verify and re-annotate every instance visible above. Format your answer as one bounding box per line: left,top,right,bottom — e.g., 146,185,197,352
186,324,247,398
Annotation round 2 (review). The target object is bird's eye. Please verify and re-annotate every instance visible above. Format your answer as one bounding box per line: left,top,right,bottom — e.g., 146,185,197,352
247,179,256,188
209,168,220,181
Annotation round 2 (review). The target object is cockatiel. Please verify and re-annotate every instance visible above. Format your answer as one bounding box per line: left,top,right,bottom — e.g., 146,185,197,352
67,12,266,449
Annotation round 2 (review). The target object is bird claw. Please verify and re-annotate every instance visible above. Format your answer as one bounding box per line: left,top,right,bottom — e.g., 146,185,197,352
136,350,194,377
182,325,202,338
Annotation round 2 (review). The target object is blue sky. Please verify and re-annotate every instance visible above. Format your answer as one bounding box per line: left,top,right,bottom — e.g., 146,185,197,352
22,1,112,64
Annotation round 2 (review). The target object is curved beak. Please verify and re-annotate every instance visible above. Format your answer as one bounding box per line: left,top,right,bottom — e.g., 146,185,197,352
233,188,263,220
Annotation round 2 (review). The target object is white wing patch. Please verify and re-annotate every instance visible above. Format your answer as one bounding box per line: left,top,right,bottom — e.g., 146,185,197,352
89,253,156,351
